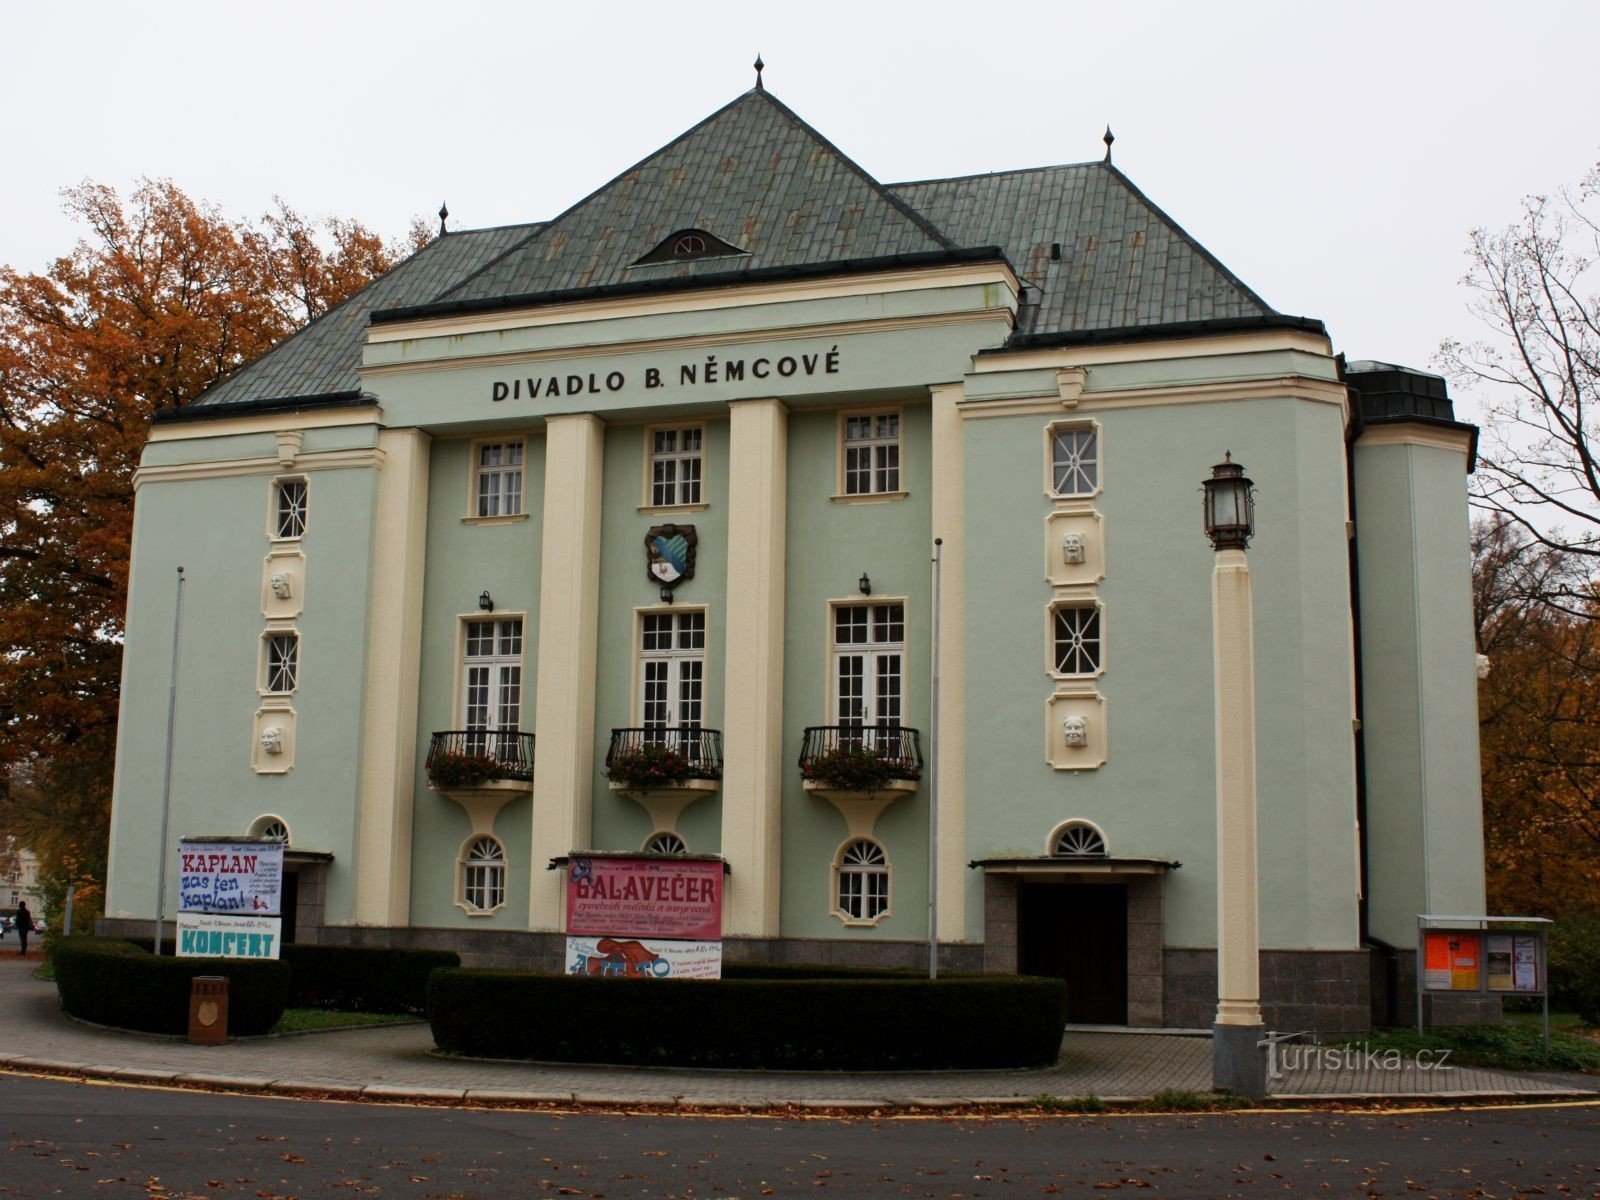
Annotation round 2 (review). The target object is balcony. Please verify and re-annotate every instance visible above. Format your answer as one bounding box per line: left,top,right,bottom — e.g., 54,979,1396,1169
425,730,535,838
799,725,923,832
605,727,723,830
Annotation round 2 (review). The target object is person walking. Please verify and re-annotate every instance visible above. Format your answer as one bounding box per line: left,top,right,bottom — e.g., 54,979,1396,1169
14,900,31,956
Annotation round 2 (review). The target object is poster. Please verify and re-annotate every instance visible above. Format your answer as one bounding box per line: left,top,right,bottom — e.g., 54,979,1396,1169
565,856,723,940
1514,934,1540,992
1486,934,1514,991
1448,932,1481,990
178,840,283,914
1423,931,1453,990
176,912,282,959
564,936,721,979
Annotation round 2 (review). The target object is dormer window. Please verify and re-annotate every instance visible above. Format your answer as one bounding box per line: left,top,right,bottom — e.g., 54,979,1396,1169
634,228,746,265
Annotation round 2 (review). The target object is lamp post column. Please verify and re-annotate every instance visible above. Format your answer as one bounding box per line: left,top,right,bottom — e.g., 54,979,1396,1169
1204,453,1267,1098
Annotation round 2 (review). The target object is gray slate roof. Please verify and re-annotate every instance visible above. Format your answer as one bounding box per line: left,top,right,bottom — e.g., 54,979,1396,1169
189,89,1284,411
890,163,1271,335
195,222,541,407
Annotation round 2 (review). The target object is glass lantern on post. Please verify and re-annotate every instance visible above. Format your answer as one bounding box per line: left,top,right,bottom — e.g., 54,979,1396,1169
1202,452,1255,551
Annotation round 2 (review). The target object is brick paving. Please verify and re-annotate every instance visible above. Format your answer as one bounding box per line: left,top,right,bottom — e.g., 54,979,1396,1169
1,957,1592,1107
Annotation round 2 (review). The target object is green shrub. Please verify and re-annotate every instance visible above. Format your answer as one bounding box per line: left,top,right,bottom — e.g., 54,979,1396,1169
427,969,1068,1069
426,751,500,788
1547,915,1600,1025
54,936,289,1036
282,944,459,1014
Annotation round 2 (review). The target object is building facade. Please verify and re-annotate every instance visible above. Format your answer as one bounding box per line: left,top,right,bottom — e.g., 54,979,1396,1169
102,84,1485,1035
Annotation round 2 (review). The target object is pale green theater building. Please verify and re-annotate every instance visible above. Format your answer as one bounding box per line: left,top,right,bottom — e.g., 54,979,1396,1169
102,83,1484,1035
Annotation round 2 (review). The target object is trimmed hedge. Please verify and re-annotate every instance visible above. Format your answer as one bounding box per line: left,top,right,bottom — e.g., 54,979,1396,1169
427,968,1068,1069
54,937,290,1036
281,944,459,1014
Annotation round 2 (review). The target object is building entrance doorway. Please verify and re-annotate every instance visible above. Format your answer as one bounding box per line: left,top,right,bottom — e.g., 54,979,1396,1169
280,870,299,944
1020,882,1128,1024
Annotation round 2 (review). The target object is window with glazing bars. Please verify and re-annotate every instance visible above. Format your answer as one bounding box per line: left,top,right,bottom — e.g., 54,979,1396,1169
274,479,307,539
843,412,900,495
462,836,506,911
475,442,524,517
837,839,889,921
264,632,299,693
650,427,703,506
1052,605,1102,675
640,611,705,745
462,619,522,756
1050,426,1098,496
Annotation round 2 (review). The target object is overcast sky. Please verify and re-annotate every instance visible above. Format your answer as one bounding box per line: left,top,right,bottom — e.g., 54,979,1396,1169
6,0,1597,424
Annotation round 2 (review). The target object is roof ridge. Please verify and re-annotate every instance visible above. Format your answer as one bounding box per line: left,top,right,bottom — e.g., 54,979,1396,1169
192,231,465,406
887,160,1105,190
1099,161,1276,316
751,89,957,252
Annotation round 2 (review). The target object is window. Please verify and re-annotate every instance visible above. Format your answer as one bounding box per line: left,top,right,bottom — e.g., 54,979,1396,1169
1052,604,1102,676
649,427,703,507
249,815,291,843
644,831,687,855
264,632,299,694
842,412,901,496
833,603,903,729
474,441,524,517
640,611,705,741
461,836,506,912
1050,425,1099,497
1052,821,1107,858
274,479,307,539
462,619,522,756
835,839,889,922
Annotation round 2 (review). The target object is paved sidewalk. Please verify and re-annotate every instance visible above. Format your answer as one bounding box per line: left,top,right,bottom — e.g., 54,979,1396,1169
1,958,1593,1108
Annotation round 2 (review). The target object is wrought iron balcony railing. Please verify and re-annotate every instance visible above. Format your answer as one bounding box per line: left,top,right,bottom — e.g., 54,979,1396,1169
425,730,535,783
798,725,924,783
606,727,724,780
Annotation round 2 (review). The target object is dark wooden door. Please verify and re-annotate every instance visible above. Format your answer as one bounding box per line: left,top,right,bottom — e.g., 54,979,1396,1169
1019,883,1128,1024
280,870,299,945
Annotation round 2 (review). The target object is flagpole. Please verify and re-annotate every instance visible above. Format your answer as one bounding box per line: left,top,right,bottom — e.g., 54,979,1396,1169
154,566,186,955
929,538,942,980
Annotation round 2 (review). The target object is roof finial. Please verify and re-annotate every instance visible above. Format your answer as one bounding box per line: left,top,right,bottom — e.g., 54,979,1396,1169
754,52,765,91
1102,126,1115,164
437,201,449,237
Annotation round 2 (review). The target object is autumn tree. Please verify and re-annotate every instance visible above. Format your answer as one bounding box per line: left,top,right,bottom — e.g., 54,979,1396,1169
1441,165,1600,581
0,179,425,915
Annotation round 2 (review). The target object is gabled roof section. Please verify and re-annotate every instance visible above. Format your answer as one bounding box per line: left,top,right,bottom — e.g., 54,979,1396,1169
191,222,543,408
890,162,1276,339
433,89,955,308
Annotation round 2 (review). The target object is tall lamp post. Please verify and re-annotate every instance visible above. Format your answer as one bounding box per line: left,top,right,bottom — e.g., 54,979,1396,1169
1203,453,1267,1098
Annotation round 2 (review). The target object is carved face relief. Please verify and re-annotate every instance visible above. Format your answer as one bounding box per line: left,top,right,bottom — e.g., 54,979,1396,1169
1061,531,1087,565
1061,715,1089,747
269,572,293,600
260,726,285,756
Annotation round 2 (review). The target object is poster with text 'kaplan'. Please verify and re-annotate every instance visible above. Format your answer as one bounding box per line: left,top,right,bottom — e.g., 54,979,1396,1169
178,841,283,915
565,856,723,940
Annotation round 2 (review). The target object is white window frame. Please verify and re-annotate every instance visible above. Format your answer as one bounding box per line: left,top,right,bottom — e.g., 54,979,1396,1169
643,831,688,856
1047,599,1105,680
270,476,308,541
469,438,526,520
832,838,891,925
1045,420,1102,500
636,608,707,741
1048,819,1109,858
836,408,905,500
458,835,507,915
459,618,524,755
643,424,706,510
828,600,906,729
261,629,300,695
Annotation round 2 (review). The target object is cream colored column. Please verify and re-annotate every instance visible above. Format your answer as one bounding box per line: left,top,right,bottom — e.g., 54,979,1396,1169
529,413,606,930
354,428,431,926
928,384,967,943
720,398,788,936
1212,547,1263,1027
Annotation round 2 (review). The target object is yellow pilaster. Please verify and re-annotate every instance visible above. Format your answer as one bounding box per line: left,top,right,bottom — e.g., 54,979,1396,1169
929,383,968,943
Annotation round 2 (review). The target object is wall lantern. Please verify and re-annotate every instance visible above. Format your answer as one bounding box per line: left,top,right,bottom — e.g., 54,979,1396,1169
858,573,872,596
478,590,495,613
1202,452,1255,551
659,585,674,605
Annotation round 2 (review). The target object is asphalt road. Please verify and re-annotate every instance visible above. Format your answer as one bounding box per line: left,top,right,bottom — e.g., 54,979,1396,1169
2,1074,1597,1198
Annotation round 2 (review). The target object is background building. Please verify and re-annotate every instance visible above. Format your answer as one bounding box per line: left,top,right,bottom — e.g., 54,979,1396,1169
102,83,1484,1035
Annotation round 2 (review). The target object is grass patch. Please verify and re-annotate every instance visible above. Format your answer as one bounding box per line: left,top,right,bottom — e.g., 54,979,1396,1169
32,960,54,982
1032,1093,1107,1113
270,1008,414,1034
1148,1088,1253,1111
1356,1023,1600,1073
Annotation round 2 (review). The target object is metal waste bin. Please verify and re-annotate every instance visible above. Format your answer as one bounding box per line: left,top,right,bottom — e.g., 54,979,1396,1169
187,975,229,1045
